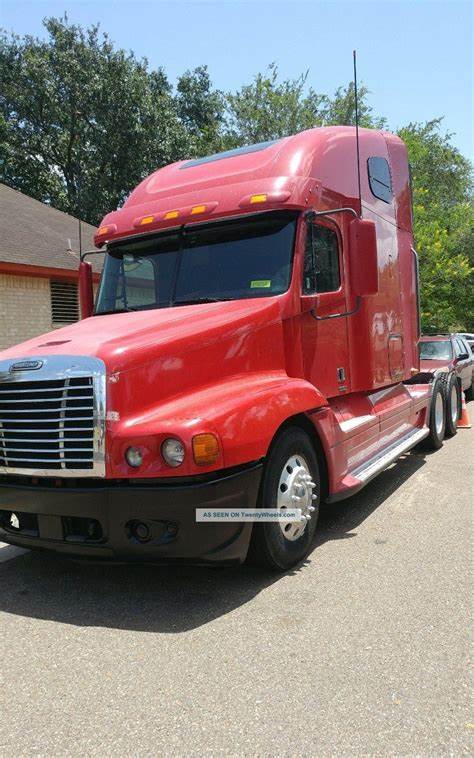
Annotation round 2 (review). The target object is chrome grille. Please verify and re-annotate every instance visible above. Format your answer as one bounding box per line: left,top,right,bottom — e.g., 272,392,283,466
0,356,106,477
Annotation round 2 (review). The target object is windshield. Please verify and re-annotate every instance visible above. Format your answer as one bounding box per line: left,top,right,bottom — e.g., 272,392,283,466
95,211,297,314
419,340,453,360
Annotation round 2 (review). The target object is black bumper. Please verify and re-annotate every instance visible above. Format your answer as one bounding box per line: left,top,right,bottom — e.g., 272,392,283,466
0,464,262,564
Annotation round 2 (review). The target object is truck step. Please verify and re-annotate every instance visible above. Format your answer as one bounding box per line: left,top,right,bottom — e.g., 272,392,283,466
351,427,429,485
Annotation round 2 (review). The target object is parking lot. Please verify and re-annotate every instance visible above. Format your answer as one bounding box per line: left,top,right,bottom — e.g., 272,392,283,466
1,407,472,756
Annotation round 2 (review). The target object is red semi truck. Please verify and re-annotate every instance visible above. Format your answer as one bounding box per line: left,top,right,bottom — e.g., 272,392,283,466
0,127,448,569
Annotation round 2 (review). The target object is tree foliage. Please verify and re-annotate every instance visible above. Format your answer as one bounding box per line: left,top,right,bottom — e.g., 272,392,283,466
0,17,191,224
1,17,472,329
224,63,385,146
400,120,473,331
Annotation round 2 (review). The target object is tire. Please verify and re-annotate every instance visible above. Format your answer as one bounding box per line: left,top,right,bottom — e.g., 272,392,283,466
248,427,320,571
441,373,461,437
422,379,446,450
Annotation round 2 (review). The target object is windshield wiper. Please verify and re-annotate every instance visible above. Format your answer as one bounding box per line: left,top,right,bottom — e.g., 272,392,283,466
94,306,139,316
173,297,230,306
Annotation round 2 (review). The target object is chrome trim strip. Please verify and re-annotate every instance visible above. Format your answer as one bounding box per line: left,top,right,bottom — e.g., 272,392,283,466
0,417,95,423
0,386,92,393
0,406,93,413
1,437,93,443
0,396,93,402
0,355,106,478
352,427,429,484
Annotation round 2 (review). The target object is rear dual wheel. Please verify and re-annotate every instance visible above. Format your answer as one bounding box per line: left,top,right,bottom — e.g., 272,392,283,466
442,373,461,438
422,378,446,450
248,427,320,571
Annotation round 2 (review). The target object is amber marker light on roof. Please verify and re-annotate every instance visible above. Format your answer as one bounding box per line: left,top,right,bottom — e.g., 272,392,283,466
191,204,207,215
164,210,180,220
250,194,268,204
140,215,155,225
192,433,220,466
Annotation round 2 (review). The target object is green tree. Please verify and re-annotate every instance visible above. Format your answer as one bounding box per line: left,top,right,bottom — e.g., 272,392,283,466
176,65,225,155
399,120,473,331
223,63,385,146
0,16,191,225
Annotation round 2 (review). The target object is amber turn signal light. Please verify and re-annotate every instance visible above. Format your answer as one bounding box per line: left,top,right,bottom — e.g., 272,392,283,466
192,433,219,466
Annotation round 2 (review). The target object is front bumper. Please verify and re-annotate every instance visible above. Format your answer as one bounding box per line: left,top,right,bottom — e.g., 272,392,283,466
0,464,262,564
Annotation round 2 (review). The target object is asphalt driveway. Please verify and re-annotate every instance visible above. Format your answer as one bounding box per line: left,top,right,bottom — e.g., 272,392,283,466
1,406,472,756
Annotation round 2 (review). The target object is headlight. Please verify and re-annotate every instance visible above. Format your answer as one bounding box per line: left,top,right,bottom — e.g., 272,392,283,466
125,446,143,468
161,438,185,467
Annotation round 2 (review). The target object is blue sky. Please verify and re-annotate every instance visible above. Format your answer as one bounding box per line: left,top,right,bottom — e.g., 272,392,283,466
2,0,473,159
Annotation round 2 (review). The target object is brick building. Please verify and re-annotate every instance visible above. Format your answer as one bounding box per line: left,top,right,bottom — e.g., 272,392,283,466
0,184,100,351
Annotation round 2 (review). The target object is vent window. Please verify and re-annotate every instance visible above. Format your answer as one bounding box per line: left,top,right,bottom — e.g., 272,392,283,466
50,280,79,326
367,156,393,203
180,140,280,169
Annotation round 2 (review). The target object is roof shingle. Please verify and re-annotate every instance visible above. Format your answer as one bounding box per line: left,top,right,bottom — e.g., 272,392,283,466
0,183,102,273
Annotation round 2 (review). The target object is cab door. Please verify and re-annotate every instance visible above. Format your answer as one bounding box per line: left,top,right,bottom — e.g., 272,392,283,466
300,221,350,398
454,337,473,391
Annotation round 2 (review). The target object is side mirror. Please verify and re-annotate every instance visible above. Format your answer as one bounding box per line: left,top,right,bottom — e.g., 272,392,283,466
78,260,94,319
349,218,378,296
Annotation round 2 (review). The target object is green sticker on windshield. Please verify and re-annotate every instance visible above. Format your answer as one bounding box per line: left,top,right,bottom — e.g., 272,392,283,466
250,280,271,289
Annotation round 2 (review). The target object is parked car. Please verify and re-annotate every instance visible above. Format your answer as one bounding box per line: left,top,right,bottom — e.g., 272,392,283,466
458,332,474,351
419,334,474,434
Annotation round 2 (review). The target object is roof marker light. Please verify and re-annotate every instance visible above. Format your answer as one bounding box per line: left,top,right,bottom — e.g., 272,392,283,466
191,204,207,215
94,223,118,246
238,190,291,209
140,215,155,225
164,210,180,220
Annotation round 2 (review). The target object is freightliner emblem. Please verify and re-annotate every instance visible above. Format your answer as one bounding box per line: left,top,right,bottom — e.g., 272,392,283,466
9,360,44,372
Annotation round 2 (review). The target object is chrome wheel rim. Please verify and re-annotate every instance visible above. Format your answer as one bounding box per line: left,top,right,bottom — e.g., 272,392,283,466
450,384,458,425
435,393,444,436
277,454,317,542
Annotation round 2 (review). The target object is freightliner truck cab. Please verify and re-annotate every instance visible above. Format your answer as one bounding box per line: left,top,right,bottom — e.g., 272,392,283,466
0,127,446,570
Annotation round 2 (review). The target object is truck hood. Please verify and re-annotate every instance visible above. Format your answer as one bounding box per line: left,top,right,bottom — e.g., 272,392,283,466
0,299,286,391
419,358,452,373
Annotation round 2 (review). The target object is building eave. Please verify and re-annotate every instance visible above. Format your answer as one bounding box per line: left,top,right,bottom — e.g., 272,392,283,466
0,261,101,283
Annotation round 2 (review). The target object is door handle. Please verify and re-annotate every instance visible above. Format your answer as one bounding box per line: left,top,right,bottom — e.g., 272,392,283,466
310,296,361,321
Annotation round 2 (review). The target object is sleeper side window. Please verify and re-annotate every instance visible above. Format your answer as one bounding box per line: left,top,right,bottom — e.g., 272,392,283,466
303,224,341,294
368,156,393,203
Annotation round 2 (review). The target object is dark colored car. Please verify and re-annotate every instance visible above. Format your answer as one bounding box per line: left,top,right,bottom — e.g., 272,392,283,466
419,334,473,436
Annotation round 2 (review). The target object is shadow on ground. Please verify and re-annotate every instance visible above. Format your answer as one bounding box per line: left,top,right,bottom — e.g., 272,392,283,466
0,442,435,633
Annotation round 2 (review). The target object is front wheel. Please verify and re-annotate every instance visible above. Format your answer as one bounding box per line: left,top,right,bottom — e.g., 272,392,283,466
248,427,320,571
422,379,446,450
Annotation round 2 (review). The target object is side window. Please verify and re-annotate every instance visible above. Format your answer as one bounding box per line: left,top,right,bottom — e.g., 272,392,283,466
454,339,464,357
457,338,469,357
303,225,341,294
368,157,393,203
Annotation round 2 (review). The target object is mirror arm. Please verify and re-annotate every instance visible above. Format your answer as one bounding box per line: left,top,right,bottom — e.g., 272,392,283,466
310,296,361,322
305,207,359,222
80,249,106,262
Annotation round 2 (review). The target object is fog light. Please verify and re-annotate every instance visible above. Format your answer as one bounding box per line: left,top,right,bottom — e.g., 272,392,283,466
125,446,143,468
161,438,185,467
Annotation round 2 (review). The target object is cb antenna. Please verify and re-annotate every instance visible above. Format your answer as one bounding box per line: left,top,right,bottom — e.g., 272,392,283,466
353,49,362,217
78,218,83,256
